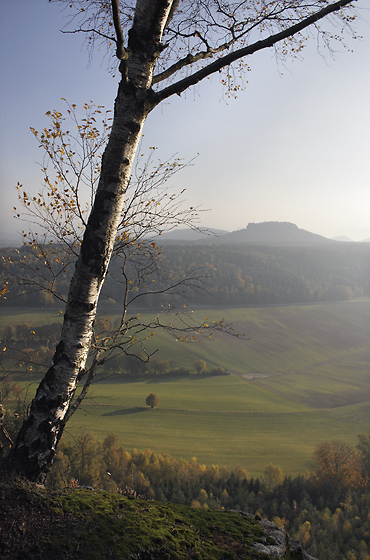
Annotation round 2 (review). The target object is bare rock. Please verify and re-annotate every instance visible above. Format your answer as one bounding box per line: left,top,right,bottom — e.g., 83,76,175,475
253,519,287,558
253,518,319,560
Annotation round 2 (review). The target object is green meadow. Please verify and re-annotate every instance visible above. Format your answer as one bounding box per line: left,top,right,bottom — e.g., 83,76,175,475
2,301,370,476
69,379,370,476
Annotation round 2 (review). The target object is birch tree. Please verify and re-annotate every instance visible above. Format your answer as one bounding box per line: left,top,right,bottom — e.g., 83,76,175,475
8,0,358,482
3,100,225,431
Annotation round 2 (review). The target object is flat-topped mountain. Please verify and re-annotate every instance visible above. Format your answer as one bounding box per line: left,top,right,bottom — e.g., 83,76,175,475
218,221,332,246
158,221,334,246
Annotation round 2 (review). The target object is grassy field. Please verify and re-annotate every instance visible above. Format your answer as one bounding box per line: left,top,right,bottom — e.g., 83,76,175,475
68,380,370,476
2,301,370,476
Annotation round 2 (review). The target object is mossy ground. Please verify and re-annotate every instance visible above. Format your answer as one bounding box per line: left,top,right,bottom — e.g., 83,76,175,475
0,477,273,560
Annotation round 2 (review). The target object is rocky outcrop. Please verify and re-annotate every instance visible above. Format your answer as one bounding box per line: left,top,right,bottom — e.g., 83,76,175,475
254,518,318,560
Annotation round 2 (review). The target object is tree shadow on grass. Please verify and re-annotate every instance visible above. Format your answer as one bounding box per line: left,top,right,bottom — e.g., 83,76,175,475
103,406,149,417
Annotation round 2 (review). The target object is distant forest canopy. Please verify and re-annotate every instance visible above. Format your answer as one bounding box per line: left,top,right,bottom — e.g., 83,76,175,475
1,241,370,308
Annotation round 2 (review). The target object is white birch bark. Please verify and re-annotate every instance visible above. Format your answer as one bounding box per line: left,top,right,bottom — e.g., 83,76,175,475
9,0,174,482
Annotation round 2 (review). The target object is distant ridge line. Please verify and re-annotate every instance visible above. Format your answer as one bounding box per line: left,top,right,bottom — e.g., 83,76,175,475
156,221,348,246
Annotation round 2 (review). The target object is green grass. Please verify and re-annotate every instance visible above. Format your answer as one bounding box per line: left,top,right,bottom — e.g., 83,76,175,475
0,308,63,328
3,301,370,477
69,386,369,476
3,301,369,377
84,375,309,413
103,302,370,385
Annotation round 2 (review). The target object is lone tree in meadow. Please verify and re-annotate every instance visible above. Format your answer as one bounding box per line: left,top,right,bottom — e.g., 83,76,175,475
7,0,360,482
146,393,160,408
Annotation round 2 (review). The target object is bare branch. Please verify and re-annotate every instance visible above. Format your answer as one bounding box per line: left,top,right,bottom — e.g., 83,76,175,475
62,27,116,43
153,0,354,104
111,0,127,59
153,46,217,85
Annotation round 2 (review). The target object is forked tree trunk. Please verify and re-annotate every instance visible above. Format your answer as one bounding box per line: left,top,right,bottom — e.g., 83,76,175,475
8,0,174,482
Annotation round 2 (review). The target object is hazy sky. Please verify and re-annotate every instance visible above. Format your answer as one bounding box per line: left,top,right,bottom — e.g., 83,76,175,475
1,1,369,243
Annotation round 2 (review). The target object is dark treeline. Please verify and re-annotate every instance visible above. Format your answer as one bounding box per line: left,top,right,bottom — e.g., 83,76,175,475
1,242,370,308
156,243,370,306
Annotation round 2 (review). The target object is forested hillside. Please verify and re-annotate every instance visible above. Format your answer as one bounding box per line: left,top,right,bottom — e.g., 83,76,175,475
1,242,369,308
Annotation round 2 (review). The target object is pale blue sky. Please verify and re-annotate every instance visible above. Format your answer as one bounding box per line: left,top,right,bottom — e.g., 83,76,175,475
1,0,369,244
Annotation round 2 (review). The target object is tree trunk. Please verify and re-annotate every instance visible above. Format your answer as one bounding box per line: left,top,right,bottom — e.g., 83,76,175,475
7,0,353,482
8,0,174,482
